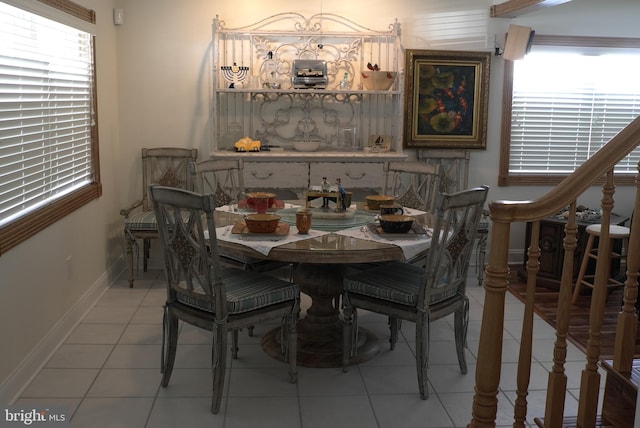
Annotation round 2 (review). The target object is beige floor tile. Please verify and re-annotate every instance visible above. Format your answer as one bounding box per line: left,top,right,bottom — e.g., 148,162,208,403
129,305,164,324
65,323,126,344
299,395,377,428
360,365,424,395
21,369,99,398
371,393,454,428
359,341,415,367
423,363,477,395
81,305,137,324
71,397,154,427
103,344,161,369
297,366,367,396
140,287,166,307
118,323,163,345
87,368,160,397
45,344,113,369
94,287,148,308
172,344,217,369
156,368,219,398
225,397,301,428
227,368,298,397
147,397,225,428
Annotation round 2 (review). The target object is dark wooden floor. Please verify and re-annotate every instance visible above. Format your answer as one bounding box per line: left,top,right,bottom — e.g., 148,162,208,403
507,269,640,358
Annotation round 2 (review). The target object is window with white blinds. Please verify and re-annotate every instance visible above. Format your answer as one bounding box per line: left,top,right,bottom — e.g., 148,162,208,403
0,0,100,253
500,36,640,186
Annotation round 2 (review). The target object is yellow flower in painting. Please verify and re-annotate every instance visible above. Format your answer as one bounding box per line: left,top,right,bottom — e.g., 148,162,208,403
419,65,436,79
418,77,434,95
430,112,456,133
418,97,438,115
432,71,454,89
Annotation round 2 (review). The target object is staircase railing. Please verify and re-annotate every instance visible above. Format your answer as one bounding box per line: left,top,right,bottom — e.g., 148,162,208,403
469,115,640,427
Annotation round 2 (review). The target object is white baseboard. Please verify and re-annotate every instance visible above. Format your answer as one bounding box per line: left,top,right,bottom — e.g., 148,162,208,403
0,258,124,405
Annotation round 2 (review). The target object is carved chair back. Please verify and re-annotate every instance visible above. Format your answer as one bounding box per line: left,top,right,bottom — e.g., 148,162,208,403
189,158,245,207
417,149,469,193
382,161,441,212
141,148,198,211
421,185,489,309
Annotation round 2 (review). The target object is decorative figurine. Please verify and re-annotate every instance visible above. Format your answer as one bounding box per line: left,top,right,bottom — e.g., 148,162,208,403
321,177,331,208
336,178,347,210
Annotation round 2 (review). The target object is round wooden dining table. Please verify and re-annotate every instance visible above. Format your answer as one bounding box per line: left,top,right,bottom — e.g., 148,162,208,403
214,208,430,368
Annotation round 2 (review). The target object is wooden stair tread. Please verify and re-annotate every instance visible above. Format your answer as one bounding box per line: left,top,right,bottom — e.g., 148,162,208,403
600,358,640,390
533,416,613,427
600,358,639,427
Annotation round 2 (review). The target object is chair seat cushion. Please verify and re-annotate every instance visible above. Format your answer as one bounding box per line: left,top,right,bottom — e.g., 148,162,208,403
124,210,157,231
219,251,290,272
124,210,192,232
175,268,298,314
344,261,455,306
344,262,422,306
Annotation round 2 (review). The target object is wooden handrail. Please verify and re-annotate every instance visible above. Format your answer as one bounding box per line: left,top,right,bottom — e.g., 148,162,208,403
490,115,640,223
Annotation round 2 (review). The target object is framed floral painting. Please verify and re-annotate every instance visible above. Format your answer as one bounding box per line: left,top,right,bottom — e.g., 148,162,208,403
403,49,490,149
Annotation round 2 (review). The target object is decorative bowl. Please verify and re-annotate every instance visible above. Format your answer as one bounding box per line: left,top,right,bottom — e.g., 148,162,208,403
366,195,395,210
361,71,397,91
244,213,281,233
245,192,276,213
379,214,414,234
292,141,321,152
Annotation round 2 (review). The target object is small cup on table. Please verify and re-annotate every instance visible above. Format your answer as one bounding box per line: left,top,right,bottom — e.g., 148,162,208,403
295,209,313,234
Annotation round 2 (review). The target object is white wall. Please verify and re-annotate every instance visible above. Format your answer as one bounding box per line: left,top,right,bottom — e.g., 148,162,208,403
2,0,640,403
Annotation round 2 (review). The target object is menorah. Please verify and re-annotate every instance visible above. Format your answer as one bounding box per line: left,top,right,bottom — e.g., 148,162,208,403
221,63,249,88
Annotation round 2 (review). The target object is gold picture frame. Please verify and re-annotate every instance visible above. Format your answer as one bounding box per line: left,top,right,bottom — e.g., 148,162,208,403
403,49,491,149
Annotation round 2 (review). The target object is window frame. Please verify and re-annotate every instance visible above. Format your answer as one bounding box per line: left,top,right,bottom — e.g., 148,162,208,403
498,35,640,186
0,0,101,255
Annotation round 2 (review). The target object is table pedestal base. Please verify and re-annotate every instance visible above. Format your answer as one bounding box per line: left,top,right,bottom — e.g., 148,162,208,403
261,323,379,368
261,263,379,368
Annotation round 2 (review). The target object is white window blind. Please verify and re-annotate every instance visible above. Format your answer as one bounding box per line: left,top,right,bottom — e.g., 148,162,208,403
510,50,640,175
0,1,95,227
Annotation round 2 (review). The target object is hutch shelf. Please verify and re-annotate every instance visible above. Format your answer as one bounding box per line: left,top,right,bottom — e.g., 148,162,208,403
210,13,404,156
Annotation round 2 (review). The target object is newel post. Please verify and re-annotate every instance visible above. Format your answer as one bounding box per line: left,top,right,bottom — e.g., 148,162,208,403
469,219,511,427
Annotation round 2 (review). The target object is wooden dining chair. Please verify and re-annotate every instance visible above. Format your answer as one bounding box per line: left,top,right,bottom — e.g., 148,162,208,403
382,161,441,212
189,158,292,279
150,185,300,414
341,185,490,399
189,158,245,207
379,160,442,267
418,149,490,285
120,147,198,287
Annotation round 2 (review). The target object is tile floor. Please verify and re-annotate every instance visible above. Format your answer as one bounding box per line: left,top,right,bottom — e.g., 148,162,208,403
14,267,601,428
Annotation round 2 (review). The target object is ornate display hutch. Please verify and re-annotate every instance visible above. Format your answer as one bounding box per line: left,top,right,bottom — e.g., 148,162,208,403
210,13,407,194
